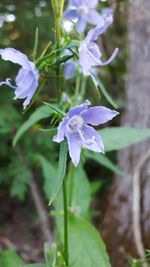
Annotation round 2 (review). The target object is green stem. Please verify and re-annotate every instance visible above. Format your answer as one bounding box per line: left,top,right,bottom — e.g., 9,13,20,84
68,163,75,207
75,71,81,104
52,0,65,103
63,175,69,266
80,76,87,100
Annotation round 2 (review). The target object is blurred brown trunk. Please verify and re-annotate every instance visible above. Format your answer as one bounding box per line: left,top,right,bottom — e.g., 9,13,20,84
99,1,150,266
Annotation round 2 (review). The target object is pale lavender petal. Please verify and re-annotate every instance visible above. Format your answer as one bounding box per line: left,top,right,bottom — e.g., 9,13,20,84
70,0,81,7
68,100,90,117
98,48,119,66
85,0,98,8
0,78,17,89
65,132,81,167
76,17,87,34
87,10,104,25
80,125,104,152
15,69,35,98
79,42,101,75
88,42,101,59
63,9,77,19
78,42,91,76
102,7,113,16
81,106,119,126
64,60,75,80
53,118,68,143
0,48,31,69
85,14,113,43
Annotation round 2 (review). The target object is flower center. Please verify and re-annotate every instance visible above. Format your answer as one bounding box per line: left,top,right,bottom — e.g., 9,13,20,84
67,115,84,133
77,5,89,16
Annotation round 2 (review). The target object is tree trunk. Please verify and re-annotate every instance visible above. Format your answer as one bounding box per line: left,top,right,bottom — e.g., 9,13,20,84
99,1,150,266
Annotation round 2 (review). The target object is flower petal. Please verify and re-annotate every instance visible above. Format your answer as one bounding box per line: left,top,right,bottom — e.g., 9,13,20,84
70,0,81,7
80,125,104,152
85,0,98,8
0,48,31,70
98,48,119,66
76,17,87,34
87,10,104,25
85,14,113,43
63,9,77,20
0,78,17,89
81,106,119,126
64,60,75,80
65,131,81,167
53,117,68,143
68,100,90,117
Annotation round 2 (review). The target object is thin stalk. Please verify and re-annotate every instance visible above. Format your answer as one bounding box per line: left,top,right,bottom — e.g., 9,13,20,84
54,0,65,103
68,163,75,207
75,71,81,103
80,76,87,100
55,17,61,103
63,176,69,266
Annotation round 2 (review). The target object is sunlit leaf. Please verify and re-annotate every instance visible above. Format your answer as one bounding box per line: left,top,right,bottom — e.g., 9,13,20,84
84,151,130,178
100,127,150,152
68,215,111,267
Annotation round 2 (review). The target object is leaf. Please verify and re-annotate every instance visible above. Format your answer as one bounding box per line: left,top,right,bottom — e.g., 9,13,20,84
37,155,57,200
43,102,66,116
49,140,68,205
37,140,67,205
98,79,118,109
85,151,130,178
100,127,150,152
0,249,23,267
70,164,91,216
68,215,111,267
13,105,52,146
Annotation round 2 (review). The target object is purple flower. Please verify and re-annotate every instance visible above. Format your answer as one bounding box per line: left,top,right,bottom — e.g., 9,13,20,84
53,100,119,166
0,48,39,109
78,14,118,76
63,0,103,34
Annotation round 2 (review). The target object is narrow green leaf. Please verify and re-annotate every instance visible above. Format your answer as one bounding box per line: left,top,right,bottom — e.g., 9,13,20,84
100,127,150,152
43,102,66,117
49,140,68,205
85,151,130,178
98,79,118,109
69,215,111,267
13,105,52,146
33,27,39,61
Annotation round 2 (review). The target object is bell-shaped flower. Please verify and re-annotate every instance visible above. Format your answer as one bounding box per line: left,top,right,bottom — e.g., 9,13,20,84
63,0,103,34
0,48,39,109
53,100,119,167
78,14,118,76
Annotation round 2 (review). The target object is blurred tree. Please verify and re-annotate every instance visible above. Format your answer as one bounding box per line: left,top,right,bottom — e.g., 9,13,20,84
100,1,150,266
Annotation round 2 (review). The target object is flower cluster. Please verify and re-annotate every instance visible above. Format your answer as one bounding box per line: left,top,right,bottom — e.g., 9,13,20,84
0,1,119,166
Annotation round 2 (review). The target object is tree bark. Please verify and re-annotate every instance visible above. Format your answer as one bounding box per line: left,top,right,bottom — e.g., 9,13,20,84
99,1,150,266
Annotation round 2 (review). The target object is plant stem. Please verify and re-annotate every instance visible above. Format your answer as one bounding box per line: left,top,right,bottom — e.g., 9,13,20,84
55,17,61,103
68,163,75,207
80,76,87,100
63,175,69,266
54,0,64,103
